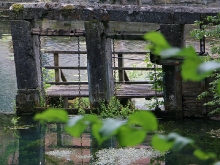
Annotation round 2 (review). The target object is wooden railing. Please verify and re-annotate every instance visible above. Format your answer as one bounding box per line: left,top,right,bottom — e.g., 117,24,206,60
43,50,161,85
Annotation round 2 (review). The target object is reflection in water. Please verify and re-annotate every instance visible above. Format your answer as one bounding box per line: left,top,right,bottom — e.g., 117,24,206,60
1,117,220,165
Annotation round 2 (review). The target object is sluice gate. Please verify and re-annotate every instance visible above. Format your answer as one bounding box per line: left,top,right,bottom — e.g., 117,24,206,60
7,3,220,117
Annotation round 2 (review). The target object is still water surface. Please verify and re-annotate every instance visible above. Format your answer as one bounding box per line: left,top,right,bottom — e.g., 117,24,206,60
1,115,220,165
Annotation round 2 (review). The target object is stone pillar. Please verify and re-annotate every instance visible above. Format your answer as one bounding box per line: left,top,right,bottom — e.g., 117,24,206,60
160,24,184,117
85,21,114,107
11,20,42,113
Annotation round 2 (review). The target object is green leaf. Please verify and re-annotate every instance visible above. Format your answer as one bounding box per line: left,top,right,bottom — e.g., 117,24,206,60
128,111,158,131
144,32,171,55
34,108,68,123
193,149,216,160
152,134,174,152
217,81,220,95
65,115,99,137
160,47,181,58
91,118,125,146
91,122,103,145
176,46,199,59
181,58,203,81
100,118,125,137
167,133,194,152
197,61,220,75
117,125,146,147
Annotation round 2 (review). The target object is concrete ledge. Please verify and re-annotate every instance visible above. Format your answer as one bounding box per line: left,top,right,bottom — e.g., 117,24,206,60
6,3,220,23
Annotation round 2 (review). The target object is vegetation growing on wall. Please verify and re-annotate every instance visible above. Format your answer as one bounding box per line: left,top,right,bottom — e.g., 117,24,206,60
190,13,220,115
11,4,24,13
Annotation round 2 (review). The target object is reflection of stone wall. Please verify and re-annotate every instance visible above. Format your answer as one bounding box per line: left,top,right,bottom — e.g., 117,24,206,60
0,114,19,165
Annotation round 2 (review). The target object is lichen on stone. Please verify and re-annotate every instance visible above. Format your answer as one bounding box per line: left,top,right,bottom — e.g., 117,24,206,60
12,4,24,13
61,5,75,18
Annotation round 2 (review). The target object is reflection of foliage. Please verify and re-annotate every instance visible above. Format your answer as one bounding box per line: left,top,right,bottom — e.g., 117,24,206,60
0,140,18,165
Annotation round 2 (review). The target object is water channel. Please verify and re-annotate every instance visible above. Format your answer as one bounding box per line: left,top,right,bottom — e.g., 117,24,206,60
0,20,220,164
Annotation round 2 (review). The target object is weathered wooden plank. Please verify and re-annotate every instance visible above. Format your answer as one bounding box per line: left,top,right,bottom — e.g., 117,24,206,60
44,50,87,54
44,50,148,55
46,81,153,85
107,32,146,40
45,66,155,70
113,67,157,70
46,84,163,98
45,66,87,70
46,82,89,85
32,28,85,36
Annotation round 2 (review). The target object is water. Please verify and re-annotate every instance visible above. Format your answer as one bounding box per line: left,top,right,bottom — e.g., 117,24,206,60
0,30,17,113
1,115,220,164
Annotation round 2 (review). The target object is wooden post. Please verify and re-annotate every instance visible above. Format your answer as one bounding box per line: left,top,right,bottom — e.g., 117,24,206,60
160,24,184,117
118,53,124,82
11,20,42,114
85,21,114,107
54,53,60,83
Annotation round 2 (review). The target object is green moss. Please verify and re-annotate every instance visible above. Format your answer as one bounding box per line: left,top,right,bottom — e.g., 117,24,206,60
12,4,24,13
61,5,74,18
62,5,74,10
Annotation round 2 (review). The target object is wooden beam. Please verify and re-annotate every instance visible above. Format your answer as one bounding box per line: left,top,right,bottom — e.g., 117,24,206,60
45,66,87,70
32,28,85,36
46,82,88,85
44,50,148,55
54,53,60,83
113,67,162,70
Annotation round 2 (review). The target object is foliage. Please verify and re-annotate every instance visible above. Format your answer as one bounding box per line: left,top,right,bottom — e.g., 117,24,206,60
190,13,220,115
144,32,220,83
69,97,90,115
43,68,54,90
35,109,156,146
147,98,164,111
95,97,135,118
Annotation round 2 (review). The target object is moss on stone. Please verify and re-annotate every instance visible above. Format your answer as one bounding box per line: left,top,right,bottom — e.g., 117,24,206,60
61,5,74,18
12,4,24,13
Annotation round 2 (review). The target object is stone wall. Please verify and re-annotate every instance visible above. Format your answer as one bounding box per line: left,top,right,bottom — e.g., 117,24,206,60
0,0,220,7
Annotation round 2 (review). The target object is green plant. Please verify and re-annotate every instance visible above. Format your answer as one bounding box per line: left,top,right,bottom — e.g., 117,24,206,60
96,97,135,118
43,68,55,90
46,96,64,109
144,54,164,110
147,97,164,111
69,97,90,115
190,13,220,115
